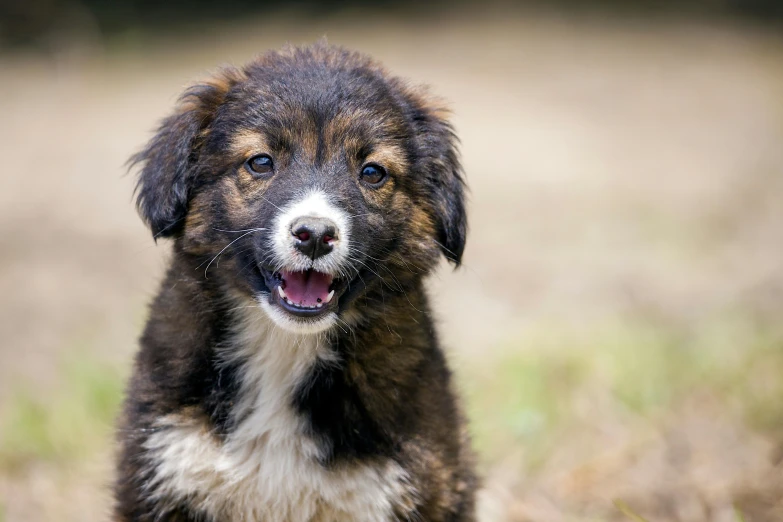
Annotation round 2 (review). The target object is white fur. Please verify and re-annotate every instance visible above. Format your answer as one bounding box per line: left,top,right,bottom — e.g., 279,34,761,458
262,189,351,334
257,294,337,334
144,302,413,522
271,189,351,276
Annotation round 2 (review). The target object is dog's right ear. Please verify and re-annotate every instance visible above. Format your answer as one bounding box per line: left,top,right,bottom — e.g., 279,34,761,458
131,69,243,239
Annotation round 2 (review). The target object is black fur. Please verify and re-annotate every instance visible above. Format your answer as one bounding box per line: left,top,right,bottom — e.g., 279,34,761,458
132,76,242,238
115,43,476,522
406,98,468,266
294,350,396,465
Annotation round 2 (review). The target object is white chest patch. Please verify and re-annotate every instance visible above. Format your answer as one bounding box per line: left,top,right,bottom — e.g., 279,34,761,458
143,308,413,522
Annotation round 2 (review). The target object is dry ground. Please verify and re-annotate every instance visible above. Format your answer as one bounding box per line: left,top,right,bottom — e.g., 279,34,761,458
1,8,783,521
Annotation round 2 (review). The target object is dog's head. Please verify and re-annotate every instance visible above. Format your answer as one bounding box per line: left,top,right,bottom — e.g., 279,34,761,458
133,44,466,334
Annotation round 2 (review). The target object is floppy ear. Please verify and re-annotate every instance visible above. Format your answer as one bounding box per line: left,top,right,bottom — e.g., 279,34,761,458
131,69,241,239
406,93,468,266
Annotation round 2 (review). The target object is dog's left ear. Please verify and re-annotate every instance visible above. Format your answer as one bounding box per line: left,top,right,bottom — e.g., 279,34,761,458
404,90,468,267
131,68,242,239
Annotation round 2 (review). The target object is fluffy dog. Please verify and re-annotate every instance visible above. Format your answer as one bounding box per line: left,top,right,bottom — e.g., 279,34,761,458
114,43,476,522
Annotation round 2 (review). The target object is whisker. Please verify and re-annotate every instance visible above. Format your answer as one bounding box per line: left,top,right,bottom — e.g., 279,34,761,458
259,195,284,212
213,227,267,233
152,217,186,239
344,251,427,314
201,230,257,279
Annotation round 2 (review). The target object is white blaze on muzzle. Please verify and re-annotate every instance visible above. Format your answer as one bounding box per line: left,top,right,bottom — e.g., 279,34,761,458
271,189,351,276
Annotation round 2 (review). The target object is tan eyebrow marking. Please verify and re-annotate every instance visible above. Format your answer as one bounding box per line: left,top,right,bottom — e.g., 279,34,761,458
324,109,409,166
229,129,270,157
364,144,408,175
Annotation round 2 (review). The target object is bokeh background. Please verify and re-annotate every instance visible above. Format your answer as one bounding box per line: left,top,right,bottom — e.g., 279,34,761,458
2,1,783,521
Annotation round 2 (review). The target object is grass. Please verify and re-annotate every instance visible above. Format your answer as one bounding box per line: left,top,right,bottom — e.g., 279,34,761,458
613,499,649,522
2,314,782,521
3,316,781,474
0,355,126,470
459,315,783,469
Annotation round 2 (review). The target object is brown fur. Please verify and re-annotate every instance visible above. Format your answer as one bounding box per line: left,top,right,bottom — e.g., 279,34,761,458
115,43,475,521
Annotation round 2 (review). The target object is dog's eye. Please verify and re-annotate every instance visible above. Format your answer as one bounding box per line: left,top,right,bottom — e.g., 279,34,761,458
359,164,387,186
246,154,274,177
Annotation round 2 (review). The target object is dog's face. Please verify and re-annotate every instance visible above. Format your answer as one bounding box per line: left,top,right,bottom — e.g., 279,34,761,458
133,45,466,334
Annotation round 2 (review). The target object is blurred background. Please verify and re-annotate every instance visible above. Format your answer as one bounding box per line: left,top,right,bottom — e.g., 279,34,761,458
1,1,783,521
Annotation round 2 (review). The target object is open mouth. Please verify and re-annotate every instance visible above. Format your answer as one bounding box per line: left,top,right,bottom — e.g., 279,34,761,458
260,267,345,318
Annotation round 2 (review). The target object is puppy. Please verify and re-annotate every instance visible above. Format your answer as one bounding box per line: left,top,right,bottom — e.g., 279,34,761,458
114,43,476,522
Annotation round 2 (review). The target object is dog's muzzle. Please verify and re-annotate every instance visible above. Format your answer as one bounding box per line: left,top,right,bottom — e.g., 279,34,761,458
258,190,353,328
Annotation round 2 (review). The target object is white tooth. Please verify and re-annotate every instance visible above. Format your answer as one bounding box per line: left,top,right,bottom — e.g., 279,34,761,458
278,287,287,299
326,290,335,303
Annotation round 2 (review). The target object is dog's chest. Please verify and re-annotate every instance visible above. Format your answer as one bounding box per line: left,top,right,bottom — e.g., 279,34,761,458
146,419,408,522
144,325,411,522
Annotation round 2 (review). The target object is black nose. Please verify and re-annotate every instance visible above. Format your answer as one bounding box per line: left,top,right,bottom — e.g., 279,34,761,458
291,217,338,260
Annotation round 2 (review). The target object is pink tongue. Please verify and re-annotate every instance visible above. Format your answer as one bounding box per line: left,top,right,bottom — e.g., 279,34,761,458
281,270,333,307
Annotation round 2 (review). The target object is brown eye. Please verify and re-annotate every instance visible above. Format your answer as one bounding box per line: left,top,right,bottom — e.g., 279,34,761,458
359,164,387,186
246,154,274,177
